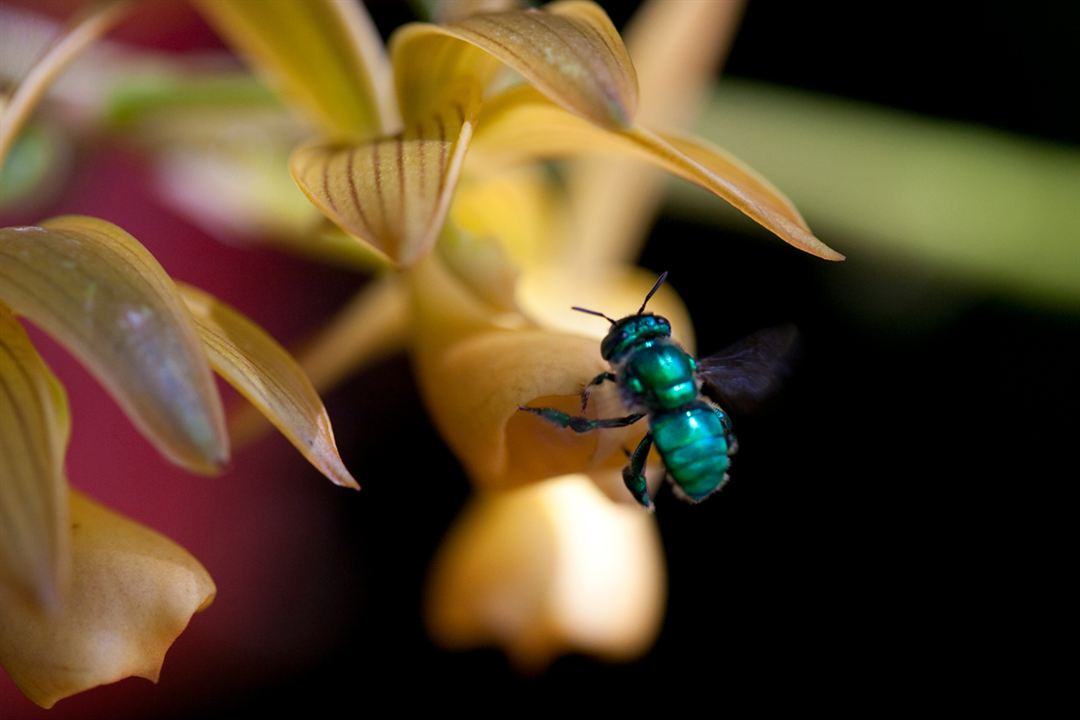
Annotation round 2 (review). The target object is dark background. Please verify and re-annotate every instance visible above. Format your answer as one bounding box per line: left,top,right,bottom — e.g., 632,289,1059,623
3,1,1075,715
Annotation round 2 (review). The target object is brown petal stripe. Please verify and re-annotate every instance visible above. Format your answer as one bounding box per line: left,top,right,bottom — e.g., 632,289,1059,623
290,94,479,267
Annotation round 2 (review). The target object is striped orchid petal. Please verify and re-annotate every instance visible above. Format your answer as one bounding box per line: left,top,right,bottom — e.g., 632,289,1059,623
470,87,844,261
0,303,69,610
0,491,215,709
393,0,637,129
178,283,358,490
290,88,481,266
0,216,228,474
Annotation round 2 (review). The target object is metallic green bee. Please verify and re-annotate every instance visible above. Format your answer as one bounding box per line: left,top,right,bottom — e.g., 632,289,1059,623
520,273,797,510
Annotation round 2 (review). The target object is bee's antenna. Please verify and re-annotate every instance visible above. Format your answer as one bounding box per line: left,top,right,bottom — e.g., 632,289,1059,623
637,271,669,315
572,306,617,325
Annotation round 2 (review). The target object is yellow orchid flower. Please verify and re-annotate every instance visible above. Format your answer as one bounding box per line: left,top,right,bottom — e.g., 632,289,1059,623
0,7,356,706
191,0,842,665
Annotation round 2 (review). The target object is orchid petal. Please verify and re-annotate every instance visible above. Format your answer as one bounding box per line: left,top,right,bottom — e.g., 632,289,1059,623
229,274,410,447
178,284,358,490
0,0,131,169
471,87,843,260
0,303,69,610
0,491,215,709
566,0,745,264
394,0,637,129
411,257,690,490
427,0,524,24
427,474,664,668
0,216,228,474
192,0,397,140
290,85,481,266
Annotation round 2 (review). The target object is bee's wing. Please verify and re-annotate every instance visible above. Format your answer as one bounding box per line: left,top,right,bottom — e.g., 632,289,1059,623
697,324,800,415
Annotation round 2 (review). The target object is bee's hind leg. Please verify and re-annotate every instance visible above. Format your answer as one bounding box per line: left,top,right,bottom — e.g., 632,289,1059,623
518,406,645,433
622,433,654,511
580,371,617,411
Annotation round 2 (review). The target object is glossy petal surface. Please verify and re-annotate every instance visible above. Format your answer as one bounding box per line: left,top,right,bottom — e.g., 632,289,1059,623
0,216,228,473
0,492,215,709
0,304,69,609
179,284,358,489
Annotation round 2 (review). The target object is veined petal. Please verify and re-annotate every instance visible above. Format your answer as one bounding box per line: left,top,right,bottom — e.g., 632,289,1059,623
229,275,410,447
471,87,844,261
0,491,215,709
393,0,637,129
426,474,664,668
192,0,397,140
0,216,228,473
566,0,744,264
0,0,131,169
0,303,69,610
290,87,480,266
178,284,358,490
410,257,689,490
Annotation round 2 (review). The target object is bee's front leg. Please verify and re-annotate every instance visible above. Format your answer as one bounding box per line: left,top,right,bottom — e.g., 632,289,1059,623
518,406,645,433
622,432,654,511
580,371,617,412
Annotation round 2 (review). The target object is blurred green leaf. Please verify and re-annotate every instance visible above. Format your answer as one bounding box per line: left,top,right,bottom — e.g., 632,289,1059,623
679,81,1080,309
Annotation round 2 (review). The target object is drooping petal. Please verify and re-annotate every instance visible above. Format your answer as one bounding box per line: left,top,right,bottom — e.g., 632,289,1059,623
0,0,131,168
410,256,690,490
470,87,844,261
177,284,358,490
427,474,664,668
191,0,397,141
393,0,637,129
566,0,745,264
0,491,216,709
228,274,410,447
290,85,481,266
0,216,228,474
0,303,69,609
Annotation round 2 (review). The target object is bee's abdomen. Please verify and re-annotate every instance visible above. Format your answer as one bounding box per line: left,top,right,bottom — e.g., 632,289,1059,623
651,401,732,502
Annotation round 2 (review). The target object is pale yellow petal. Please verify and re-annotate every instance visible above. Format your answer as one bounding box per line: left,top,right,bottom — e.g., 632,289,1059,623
471,87,843,260
450,165,569,273
178,284,358,490
0,216,228,473
229,274,410,447
0,0,131,169
290,87,480,266
0,304,69,609
427,474,664,668
0,491,215,709
567,0,745,264
410,256,693,490
192,0,397,140
393,0,637,129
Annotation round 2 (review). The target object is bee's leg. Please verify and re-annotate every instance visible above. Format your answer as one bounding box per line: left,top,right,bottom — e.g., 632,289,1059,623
713,406,738,455
580,371,617,411
622,433,654,510
518,406,645,433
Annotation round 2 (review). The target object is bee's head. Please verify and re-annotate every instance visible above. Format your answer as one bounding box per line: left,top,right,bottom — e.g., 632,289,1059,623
571,271,673,362
600,313,672,361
